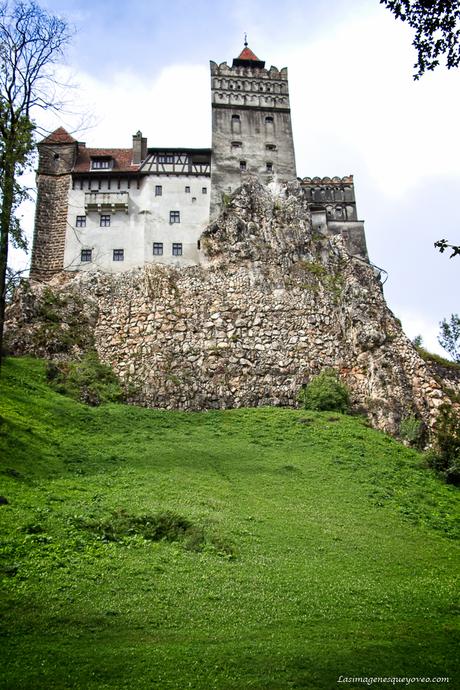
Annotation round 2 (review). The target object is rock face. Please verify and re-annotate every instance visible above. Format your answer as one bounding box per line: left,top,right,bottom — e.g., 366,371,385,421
6,179,457,436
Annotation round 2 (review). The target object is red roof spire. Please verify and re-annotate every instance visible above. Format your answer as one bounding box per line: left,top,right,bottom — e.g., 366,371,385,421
232,39,265,69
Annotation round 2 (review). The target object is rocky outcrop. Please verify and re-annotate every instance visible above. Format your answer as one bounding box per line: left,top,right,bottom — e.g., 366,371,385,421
5,179,454,436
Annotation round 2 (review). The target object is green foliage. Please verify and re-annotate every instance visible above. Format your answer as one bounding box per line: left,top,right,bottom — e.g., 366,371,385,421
73,508,235,556
380,0,460,79
46,351,124,406
0,357,459,689
427,402,460,485
399,415,424,447
438,313,460,363
435,238,460,259
414,342,460,370
298,368,350,413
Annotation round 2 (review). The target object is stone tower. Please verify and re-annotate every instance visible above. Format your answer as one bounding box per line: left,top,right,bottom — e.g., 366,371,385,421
210,42,297,216
30,127,77,280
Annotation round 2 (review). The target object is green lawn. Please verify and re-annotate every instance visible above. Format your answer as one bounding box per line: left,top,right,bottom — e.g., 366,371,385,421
0,357,459,690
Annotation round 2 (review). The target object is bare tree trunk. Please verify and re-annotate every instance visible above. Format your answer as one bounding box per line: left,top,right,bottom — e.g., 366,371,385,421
0,155,15,371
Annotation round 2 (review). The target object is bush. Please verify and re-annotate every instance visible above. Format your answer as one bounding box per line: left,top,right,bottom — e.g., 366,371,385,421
426,403,460,485
46,351,124,406
73,508,236,557
298,368,350,413
399,415,425,448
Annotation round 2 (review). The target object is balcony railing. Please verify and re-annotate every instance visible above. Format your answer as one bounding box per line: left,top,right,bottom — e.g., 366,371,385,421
84,192,129,213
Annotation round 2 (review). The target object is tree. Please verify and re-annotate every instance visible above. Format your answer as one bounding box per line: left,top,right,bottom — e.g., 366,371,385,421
0,0,71,370
380,0,460,79
434,238,460,258
438,313,460,362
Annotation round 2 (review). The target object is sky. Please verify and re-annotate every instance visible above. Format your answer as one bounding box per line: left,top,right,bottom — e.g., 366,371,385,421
11,0,460,355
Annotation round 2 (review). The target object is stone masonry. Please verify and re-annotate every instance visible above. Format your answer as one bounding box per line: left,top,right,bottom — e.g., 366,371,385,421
6,179,458,439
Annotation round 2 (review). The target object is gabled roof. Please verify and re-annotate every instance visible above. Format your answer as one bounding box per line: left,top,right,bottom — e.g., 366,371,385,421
40,127,77,145
73,147,141,173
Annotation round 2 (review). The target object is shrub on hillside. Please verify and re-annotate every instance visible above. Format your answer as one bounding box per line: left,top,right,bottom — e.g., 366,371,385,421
426,403,460,485
399,415,426,449
46,351,124,406
298,368,350,413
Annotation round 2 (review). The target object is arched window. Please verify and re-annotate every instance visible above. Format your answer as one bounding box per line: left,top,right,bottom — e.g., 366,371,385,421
231,114,241,134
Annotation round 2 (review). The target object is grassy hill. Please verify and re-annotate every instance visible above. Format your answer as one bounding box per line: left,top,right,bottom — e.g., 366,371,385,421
0,357,459,690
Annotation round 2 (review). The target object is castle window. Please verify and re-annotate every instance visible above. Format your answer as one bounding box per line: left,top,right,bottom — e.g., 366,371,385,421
231,141,242,148
169,211,180,224
266,144,276,151
265,116,274,124
100,215,111,227
202,187,207,194
192,197,197,203
197,240,201,250
240,160,247,171
80,249,92,262
76,215,86,227
231,114,241,134
172,243,183,256
153,242,163,256
266,162,273,173
91,157,112,170
185,186,190,193
155,185,162,196
113,249,124,261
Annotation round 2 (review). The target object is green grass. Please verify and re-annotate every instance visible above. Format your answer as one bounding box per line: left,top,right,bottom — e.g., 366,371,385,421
0,357,459,690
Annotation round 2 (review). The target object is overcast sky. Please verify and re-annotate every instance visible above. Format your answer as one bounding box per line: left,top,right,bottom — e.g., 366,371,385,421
12,0,460,355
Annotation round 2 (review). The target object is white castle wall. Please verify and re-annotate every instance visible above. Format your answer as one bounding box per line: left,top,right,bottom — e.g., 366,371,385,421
64,175,210,272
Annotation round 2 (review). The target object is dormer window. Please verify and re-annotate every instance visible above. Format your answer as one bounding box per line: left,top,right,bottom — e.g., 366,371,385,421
91,157,112,170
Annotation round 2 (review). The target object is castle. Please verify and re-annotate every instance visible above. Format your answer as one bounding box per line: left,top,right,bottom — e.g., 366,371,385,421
30,43,368,280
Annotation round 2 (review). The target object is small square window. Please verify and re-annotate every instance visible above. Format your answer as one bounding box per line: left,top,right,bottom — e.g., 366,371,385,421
231,141,242,148
185,186,190,193
266,143,276,151
202,187,207,194
170,211,180,224
113,249,124,261
155,185,162,196
240,161,246,171
265,116,274,124
100,215,111,227
153,242,163,256
172,243,183,256
76,215,86,227
81,249,92,262
266,162,273,172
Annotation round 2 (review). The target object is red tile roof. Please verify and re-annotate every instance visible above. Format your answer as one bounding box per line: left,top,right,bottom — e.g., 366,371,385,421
73,148,140,173
236,46,261,62
40,127,77,145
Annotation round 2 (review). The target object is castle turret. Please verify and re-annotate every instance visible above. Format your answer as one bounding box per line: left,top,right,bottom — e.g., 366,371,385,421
30,127,77,280
210,42,297,216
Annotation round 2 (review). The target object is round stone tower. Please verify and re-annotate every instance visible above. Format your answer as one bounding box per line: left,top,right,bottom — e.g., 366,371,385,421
30,127,77,280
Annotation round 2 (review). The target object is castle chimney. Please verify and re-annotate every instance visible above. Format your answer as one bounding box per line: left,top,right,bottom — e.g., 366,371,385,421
132,131,147,164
